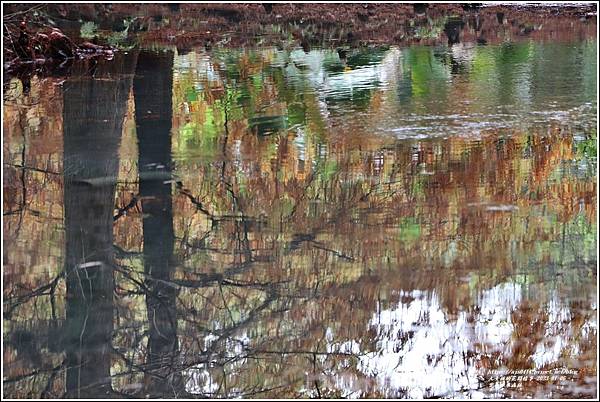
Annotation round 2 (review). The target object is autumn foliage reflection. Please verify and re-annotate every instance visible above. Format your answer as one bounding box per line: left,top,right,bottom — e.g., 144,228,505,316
3,40,597,398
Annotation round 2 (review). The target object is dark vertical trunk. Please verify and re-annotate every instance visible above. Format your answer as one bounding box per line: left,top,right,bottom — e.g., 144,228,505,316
133,50,181,397
444,17,464,46
62,53,137,398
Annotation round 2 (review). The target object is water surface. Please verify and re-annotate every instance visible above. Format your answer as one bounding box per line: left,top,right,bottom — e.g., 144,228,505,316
3,39,597,398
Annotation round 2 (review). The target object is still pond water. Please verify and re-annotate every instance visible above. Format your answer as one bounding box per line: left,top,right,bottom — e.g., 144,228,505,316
3,38,597,398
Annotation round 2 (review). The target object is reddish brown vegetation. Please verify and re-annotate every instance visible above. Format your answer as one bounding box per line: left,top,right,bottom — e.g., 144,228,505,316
3,3,597,61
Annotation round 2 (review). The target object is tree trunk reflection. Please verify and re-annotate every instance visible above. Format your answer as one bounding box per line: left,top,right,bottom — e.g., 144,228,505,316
62,54,137,398
133,50,182,397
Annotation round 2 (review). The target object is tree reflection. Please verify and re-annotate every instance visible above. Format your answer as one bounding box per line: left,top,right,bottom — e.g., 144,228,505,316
2,39,597,399
62,54,137,398
133,50,183,397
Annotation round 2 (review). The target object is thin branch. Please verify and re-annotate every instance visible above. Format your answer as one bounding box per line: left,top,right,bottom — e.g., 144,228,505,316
2,5,46,20
113,195,139,221
3,162,61,176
